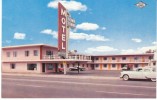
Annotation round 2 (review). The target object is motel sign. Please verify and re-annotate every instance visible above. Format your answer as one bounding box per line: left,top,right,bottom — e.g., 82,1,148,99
58,2,75,58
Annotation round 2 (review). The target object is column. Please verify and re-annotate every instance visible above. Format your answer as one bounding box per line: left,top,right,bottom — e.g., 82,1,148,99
63,61,67,75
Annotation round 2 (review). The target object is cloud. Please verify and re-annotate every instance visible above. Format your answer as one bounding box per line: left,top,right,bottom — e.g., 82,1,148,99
13,32,26,40
131,38,142,43
121,49,135,54
41,29,109,42
101,27,106,30
152,41,157,45
121,45,157,54
85,46,118,54
48,0,87,11
70,32,109,41
76,22,99,31
40,29,57,38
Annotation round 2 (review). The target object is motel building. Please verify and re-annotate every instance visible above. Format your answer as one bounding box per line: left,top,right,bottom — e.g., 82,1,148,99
91,54,156,70
1,44,156,74
1,44,91,74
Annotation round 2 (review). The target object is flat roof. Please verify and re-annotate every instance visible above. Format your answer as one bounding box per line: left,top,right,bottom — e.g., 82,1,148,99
92,53,154,57
2,44,58,49
2,44,154,57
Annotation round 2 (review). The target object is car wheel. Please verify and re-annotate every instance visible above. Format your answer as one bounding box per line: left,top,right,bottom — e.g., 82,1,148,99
123,75,129,81
151,78,156,82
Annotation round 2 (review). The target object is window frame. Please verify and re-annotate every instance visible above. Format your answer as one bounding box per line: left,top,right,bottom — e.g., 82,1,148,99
95,57,99,60
10,64,15,69
46,50,53,56
112,64,116,68
47,63,53,70
13,51,17,57
134,56,138,60
103,64,107,68
27,64,37,70
112,57,116,60
25,51,29,57
104,57,107,60
122,57,126,60
6,52,10,57
34,50,38,56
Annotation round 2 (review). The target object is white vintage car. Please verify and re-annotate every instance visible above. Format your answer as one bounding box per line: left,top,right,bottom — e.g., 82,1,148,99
120,67,156,81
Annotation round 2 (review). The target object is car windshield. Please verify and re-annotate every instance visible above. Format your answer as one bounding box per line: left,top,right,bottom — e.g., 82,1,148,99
137,68,143,72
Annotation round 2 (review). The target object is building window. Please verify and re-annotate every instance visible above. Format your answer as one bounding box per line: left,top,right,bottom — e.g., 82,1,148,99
27,64,37,70
47,64,53,70
153,62,156,66
6,52,10,57
46,50,53,55
122,57,126,60
25,51,29,57
95,58,99,60
67,64,69,68
112,57,116,60
149,56,153,60
96,64,99,67
103,64,107,68
34,50,38,56
112,64,116,68
13,51,17,57
10,64,15,69
135,64,138,68
87,64,88,67
82,64,84,67
134,57,138,60
104,57,107,60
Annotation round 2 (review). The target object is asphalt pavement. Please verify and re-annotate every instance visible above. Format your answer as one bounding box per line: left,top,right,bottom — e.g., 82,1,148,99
2,71,156,98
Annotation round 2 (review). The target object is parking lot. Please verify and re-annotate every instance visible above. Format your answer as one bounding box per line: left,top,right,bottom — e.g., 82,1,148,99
49,70,121,77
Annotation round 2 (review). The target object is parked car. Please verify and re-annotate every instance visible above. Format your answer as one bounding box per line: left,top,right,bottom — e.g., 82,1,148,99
120,67,156,81
58,67,64,72
69,66,85,71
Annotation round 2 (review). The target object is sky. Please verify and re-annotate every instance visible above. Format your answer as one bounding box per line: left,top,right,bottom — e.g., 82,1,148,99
2,0,157,55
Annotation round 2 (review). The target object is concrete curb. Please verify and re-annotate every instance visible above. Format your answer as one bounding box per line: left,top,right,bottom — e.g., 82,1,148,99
2,73,119,80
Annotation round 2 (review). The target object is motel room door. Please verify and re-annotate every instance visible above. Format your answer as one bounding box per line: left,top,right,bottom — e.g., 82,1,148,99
42,63,45,73
55,63,58,72
91,64,95,70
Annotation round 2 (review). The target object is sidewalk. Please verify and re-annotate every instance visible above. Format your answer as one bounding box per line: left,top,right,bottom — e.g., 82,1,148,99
2,73,119,80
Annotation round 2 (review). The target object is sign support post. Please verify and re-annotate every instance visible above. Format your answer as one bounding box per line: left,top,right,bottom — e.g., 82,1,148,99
58,2,75,75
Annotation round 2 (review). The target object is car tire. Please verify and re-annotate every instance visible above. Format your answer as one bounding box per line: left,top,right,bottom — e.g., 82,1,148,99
123,74,129,81
151,78,156,82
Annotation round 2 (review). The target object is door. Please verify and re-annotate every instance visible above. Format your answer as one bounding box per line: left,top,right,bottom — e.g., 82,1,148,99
42,63,45,72
131,69,145,79
91,64,94,70
55,63,58,72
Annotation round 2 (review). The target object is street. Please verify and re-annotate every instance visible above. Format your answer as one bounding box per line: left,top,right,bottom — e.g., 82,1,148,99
2,72,156,98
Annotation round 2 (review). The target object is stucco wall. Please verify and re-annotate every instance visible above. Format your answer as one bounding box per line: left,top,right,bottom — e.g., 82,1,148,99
2,62,42,73
2,46,40,62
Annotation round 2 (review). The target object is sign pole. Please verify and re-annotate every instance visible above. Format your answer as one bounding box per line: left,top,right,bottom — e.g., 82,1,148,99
63,61,67,75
